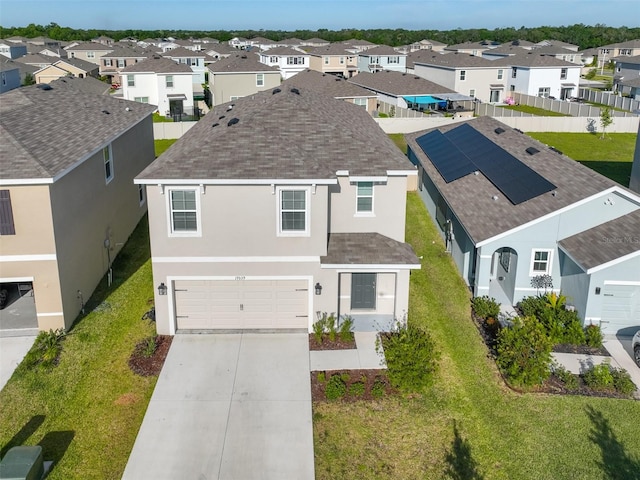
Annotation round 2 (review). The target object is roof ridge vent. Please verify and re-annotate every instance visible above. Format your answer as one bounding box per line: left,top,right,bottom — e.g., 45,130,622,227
227,117,239,126
290,87,300,95
549,146,563,155
272,88,281,94
37,84,53,90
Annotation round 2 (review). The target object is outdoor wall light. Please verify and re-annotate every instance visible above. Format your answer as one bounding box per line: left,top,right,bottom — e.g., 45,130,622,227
315,282,323,295
595,287,601,295
158,282,168,296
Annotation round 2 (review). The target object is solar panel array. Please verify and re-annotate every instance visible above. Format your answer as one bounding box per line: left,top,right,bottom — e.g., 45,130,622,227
415,123,556,205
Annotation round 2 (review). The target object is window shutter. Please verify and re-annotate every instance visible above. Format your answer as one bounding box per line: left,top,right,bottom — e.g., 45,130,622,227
0,190,16,235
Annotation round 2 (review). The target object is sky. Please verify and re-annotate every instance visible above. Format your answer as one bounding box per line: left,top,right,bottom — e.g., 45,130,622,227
0,0,637,31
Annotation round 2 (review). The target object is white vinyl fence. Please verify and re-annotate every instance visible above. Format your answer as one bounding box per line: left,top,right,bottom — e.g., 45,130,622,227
153,122,197,139
578,88,640,113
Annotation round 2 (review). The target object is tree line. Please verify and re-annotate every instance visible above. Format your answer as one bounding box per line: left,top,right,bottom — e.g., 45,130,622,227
1,22,639,50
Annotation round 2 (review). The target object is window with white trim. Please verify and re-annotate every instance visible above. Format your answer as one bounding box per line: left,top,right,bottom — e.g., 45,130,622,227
87,51,95,58
104,58,112,67
169,189,199,235
256,73,264,86
127,75,134,87
530,249,553,275
324,56,329,65
278,187,309,235
356,182,373,213
497,69,503,80
388,56,399,64
538,87,550,97
353,98,367,107
469,89,475,98
117,59,125,68
560,68,567,79
134,97,149,103
512,67,517,78
166,75,174,88
103,145,113,184
459,70,466,80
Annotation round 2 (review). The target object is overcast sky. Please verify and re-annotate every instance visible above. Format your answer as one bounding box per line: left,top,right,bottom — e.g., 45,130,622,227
1,0,636,31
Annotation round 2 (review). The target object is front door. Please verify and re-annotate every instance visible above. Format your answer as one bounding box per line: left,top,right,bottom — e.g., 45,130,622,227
490,90,500,102
351,273,376,309
169,99,183,120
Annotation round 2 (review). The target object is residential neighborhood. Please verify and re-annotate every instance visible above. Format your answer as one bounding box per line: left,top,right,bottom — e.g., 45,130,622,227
0,18,639,480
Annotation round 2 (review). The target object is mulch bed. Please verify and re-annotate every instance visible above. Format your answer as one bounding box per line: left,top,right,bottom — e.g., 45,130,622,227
309,333,356,351
311,369,395,402
128,335,173,376
533,374,633,400
552,343,610,356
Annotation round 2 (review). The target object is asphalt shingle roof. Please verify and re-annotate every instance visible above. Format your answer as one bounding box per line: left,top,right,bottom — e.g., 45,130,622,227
615,54,640,65
49,76,112,95
308,44,357,56
321,233,420,266
0,84,155,181
359,45,402,56
66,42,113,51
559,209,640,270
121,55,193,73
348,70,454,96
413,52,496,68
260,46,308,56
492,52,579,68
102,46,150,58
162,47,207,58
405,116,620,244
57,57,98,72
208,53,280,73
282,69,375,98
137,86,412,181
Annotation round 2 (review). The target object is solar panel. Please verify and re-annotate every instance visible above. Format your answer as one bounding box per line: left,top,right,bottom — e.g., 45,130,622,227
415,131,476,183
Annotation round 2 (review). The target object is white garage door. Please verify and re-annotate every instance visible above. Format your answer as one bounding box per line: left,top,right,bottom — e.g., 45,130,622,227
174,279,309,330
600,284,640,334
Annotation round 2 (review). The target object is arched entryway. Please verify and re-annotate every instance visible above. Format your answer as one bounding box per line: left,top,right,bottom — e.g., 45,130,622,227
489,247,518,306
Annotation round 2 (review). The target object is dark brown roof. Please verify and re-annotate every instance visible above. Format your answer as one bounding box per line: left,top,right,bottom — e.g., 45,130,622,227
137,86,412,182
405,116,621,244
208,53,280,73
559,210,640,271
0,84,155,181
121,55,193,74
348,70,454,96
282,69,374,98
321,233,420,266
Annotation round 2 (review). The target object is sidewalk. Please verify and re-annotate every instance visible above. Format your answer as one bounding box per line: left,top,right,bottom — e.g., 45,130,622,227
309,332,385,371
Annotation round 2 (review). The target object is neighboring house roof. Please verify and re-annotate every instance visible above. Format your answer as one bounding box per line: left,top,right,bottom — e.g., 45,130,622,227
618,76,640,88
321,233,420,266
308,44,357,56
102,46,149,58
413,52,495,68
162,46,206,58
492,52,579,67
137,86,412,182
359,45,402,56
406,50,446,69
599,39,640,50
501,39,535,47
482,45,527,56
208,53,280,73
121,55,193,74
66,42,113,51
206,44,237,55
532,45,581,56
614,54,640,65
1,56,38,76
445,40,500,51
14,53,54,66
405,116,621,244
280,38,303,46
304,37,330,44
348,70,455,96
340,39,376,47
0,83,155,182
50,76,112,95
261,46,307,56
57,57,98,72
281,69,375,98
536,40,579,49
558,209,640,272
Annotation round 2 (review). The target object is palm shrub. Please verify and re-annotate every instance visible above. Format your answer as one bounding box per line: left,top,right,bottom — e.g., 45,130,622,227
496,316,553,387
338,316,354,342
23,328,66,369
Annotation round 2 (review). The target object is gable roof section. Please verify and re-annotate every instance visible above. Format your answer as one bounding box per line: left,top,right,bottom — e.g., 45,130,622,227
493,52,579,68
137,86,412,183
359,45,402,56
0,84,155,183
559,209,640,273
56,57,98,72
50,76,112,95
121,55,193,74
260,46,308,56
66,42,113,52
406,116,621,244
281,69,375,98
307,44,356,57
162,47,206,58
321,233,420,267
348,70,454,96
102,46,150,59
413,52,496,68
208,53,280,73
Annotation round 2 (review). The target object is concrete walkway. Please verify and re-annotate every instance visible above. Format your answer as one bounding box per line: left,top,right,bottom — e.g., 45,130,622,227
309,332,385,371
122,333,315,480
0,335,36,391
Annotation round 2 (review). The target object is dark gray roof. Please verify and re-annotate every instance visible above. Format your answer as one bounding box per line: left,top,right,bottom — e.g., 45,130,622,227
281,69,375,98
482,45,527,56
359,45,402,56
56,57,98,72
559,209,640,270
405,116,620,244
321,233,420,266
121,55,193,74
501,40,535,47
66,42,113,52
0,84,155,181
137,86,412,182
206,44,237,55
492,52,579,68
445,41,499,51
532,45,581,56
162,47,206,58
618,76,640,87
308,44,357,56
102,46,149,59
14,53,53,65
260,46,308,56
208,53,280,73
0,57,38,76
406,50,447,68
614,54,640,65
348,70,454,96
49,76,111,95
413,52,496,68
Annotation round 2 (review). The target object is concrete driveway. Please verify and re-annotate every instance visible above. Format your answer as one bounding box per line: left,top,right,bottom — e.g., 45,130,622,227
0,335,36,391
122,333,315,480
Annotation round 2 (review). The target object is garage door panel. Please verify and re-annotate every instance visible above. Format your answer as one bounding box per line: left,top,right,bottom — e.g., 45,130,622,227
601,284,640,334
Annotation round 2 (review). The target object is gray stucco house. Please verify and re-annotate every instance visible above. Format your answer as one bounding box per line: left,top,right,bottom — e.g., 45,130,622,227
136,86,419,335
406,116,640,334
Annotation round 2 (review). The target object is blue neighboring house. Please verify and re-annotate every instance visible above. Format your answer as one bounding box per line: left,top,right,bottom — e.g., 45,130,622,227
357,45,407,73
0,63,21,93
406,116,640,334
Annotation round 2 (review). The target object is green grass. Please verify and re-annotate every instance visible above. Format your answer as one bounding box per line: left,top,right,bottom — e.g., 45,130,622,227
503,105,570,117
313,193,640,479
152,112,173,123
0,217,157,480
527,132,636,186
388,134,407,155
154,139,177,157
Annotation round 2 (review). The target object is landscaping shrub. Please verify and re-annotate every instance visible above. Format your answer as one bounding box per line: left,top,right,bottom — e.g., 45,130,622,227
472,296,500,319
325,374,347,400
23,328,66,369
371,378,386,398
496,316,553,387
611,368,636,396
381,322,439,393
312,316,326,343
349,381,366,397
553,364,579,391
582,363,614,391
584,324,604,348
338,316,354,342
561,314,586,345
317,371,326,383
312,312,339,342
141,336,157,358
518,295,547,318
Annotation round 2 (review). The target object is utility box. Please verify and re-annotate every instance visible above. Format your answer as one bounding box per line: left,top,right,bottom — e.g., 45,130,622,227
0,446,44,480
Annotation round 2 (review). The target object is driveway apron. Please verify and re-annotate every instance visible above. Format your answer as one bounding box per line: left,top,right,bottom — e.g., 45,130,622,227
122,333,315,480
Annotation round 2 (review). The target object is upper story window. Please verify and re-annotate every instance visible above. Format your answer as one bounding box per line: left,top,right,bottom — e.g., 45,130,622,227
388,56,399,64
339,56,345,64
87,51,95,58
512,67,517,78
530,249,553,276
270,56,278,63
356,182,374,214
497,69,503,80
166,75,174,88
256,73,264,86
127,75,135,87
560,68,568,79
168,188,200,236
469,89,476,98
103,145,114,184
0,190,16,235
353,98,367,107
324,56,329,65
104,59,112,67
286,56,305,65
278,187,309,236
459,70,466,80
117,59,125,68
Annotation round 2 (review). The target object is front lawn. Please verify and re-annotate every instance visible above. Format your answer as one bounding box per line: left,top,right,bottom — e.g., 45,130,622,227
154,139,177,157
0,217,157,480
312,193,640,480
527,132,636,186
503,104,570,117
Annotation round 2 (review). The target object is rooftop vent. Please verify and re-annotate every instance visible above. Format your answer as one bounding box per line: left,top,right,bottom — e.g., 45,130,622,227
494,127,505,134
272,88,281,94
227,118,239,126
514,128,524,134
212,122,219,128
219,115,225,119
37,84,53,90
525,147,540,155
549,146,563,155
241,54,247,59
414,76,420,79
290,88,300,95
102,110,110,114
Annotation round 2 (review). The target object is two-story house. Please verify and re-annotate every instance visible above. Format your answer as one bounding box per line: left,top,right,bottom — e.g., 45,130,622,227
0,62,21,93
121,55,196,118
65,42,114,66
406,116,640,334
207,53,281,105
0,41,28,59
308,44,359,78
99,46,149,86
444,40,501,56
162,47,212,84
0,83,155,334
135,87,419,335
258,47,310,79
357,45,407,73
34,57,99,84
613,54,640,99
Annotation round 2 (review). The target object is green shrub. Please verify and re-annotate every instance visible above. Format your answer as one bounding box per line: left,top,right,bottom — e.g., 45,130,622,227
312,316,326,343
553,364,579,391
611,368,636,396
496,316,553,387
325,374,347,400
339,316,354,342
142,336,157,358
561,315,586,345
326,314,337,342
382,322,439,393
349,381,366,397
316,371,326,383
371,378,386,398
583,363,614,391
518,295,547,318
472,296,500,319
585,324,604,348
24,328,66,369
